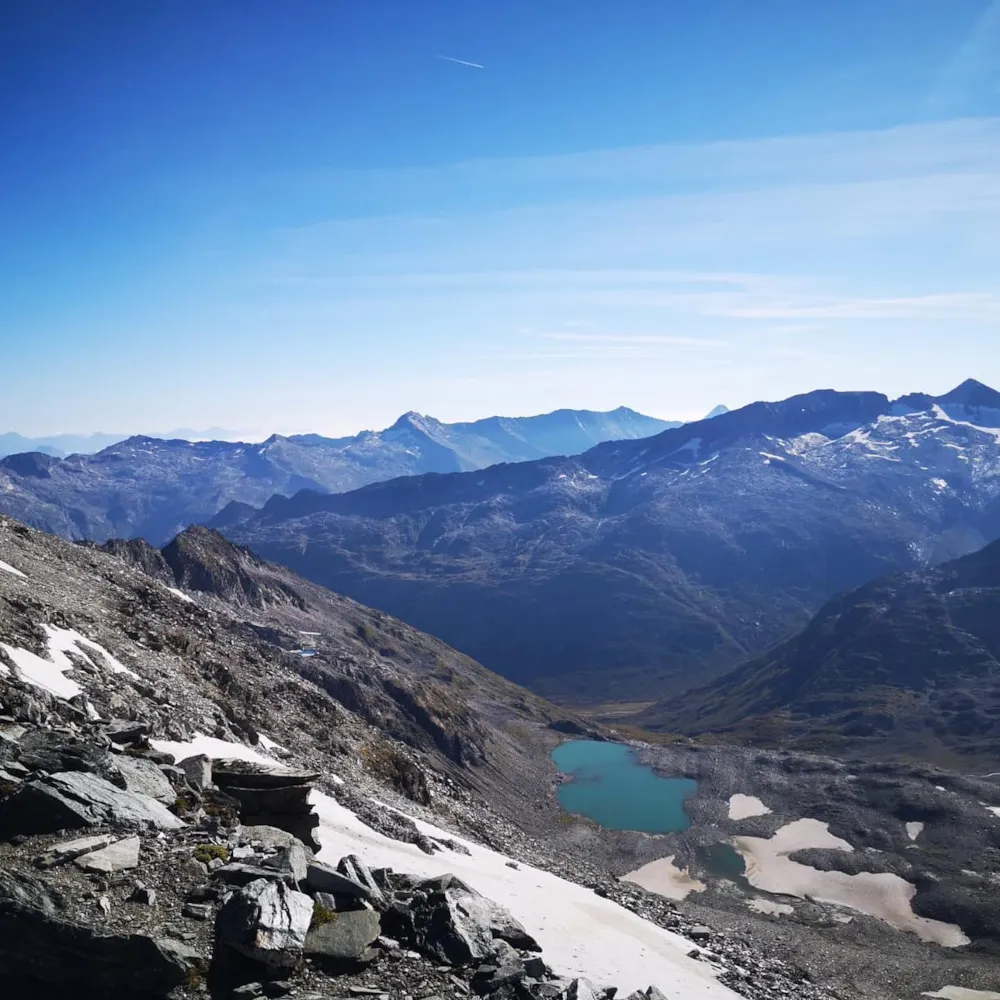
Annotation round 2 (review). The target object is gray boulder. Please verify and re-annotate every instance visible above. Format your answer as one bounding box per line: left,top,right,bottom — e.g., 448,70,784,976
181,754,212,791
261,842,309,888
337,854,386,907
304,908,381,965
471,940,528,996
106,755,176,804
0,771,185,836
408,874,541,965
216,878,312,969
306,860,374,901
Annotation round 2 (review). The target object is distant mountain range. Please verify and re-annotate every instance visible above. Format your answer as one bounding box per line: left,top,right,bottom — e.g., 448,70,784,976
651,534,1000,769
0,405,682,544
214,380,1000,703
0,428,244,459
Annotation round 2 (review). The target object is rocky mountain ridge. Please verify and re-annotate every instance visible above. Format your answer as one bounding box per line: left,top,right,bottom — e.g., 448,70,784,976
219,380,1000,703
651,533,1000,768
0,407,675,544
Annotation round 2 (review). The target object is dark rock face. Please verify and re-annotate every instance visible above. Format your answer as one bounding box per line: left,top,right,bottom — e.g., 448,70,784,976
0,869,191,999
304,908,381,965
0,771,186,837
223,382,1000,703
656,536,1000,765
213,760,321,851
402,874,541,965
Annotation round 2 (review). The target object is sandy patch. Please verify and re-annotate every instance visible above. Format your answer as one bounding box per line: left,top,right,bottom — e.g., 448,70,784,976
728,794,771,820
622,855,706,901
747,898,793,916
732,819,968,947
922,989,1000,1000
906,821,924,841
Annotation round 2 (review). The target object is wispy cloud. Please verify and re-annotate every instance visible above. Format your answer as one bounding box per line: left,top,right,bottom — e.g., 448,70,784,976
436,54,484,69
539,331,727,348
927,1,1000,112
714,292,1000,321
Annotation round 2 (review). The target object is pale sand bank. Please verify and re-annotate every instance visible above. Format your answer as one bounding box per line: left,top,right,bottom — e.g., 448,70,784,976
728,793,772,820
733,818,968,947
622,855,706,901
922,988,1000,1000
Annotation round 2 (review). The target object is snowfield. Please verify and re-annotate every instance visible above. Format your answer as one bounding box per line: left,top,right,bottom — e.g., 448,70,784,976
312,792,738,999
0,624,138,700
154,736,737,998
0,558,26,578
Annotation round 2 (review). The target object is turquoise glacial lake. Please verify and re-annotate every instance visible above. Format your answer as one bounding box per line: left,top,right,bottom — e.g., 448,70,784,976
551,740,698,833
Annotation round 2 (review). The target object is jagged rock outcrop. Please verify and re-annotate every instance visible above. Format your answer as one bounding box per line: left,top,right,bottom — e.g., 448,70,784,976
216,878,314,969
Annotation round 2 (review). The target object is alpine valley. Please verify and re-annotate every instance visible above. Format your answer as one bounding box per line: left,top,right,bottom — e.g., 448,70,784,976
207,379,1000,705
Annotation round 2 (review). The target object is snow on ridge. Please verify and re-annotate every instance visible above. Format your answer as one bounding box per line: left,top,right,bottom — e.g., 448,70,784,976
166,586,195,604
0,625,139,700
0,559,26,579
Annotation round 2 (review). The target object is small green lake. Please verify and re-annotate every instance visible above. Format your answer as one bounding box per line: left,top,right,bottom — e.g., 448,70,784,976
552,740,698,832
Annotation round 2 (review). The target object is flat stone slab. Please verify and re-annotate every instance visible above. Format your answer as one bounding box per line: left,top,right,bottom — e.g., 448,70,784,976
306,861,373,900
76,835,141,872
0,771,186,836
37,833,117,868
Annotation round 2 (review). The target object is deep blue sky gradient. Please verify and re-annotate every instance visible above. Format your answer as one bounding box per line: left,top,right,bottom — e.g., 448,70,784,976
2,1,999,435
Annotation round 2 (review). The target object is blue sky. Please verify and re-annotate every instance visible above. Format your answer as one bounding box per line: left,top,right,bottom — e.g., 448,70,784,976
2,0,999,437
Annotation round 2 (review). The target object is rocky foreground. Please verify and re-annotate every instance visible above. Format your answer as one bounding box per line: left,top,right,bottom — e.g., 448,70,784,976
0,671,849,1000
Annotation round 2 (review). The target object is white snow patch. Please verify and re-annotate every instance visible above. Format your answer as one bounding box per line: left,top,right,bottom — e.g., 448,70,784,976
0,625,138,700
150,735,278,766
166,587,195,604
906,822,924,841
728,794,771,820
922,989,1000,1000
747,898,793,917
733,819,968,946
621,855,706,901
0,559,26,578
930,478,949,491
148,735,347,787
312,792,736,997
986,805,1000,818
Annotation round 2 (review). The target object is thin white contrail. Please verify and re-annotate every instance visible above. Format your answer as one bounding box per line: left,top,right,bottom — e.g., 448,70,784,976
436,54,484,69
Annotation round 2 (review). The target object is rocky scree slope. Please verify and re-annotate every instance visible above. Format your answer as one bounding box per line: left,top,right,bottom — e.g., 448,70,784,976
652,533,1000,769
220,380,1000,704
0,407,673,545
0,516,833,1000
